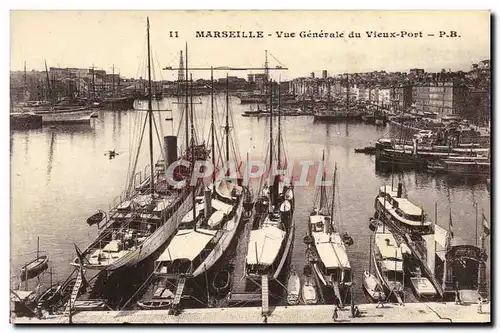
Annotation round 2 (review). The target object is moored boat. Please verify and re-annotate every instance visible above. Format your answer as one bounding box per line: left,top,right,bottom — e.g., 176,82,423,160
71,19,208,272
286,271,300,305
410,276,437,299
137,287,174,309
20,256,49,282
362,270,386,301
301,275,318,305
371,223,406,304
308,158,352,306
86,210,106,226
245,81,295,282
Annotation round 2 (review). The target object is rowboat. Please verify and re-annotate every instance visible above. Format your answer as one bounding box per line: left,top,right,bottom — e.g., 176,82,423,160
137,287,174,310
301,275,318,305
410,277,437,299
86,211,105,226
362,270,386,301
286,271,301,305
20,256,49,281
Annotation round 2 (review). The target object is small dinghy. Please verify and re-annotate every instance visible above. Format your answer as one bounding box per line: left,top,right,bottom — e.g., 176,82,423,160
36,284,62,308
410,276,437,299
137,287,174,310
362,271,386,301
86,210,105,226
213,270,231,294
341,232,354,246
301,275,318,305
20,255,49,281
287,271,301,305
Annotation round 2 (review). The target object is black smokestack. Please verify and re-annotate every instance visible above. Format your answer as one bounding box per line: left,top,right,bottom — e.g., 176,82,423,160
164,136,178,167
397,183,403,198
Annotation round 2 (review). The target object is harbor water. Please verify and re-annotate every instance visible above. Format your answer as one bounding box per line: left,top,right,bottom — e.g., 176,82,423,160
10,96,491,305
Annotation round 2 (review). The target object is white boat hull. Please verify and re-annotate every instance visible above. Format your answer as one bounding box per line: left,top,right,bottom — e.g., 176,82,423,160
36,108,96,124
191,194,246,277
75,190,196,271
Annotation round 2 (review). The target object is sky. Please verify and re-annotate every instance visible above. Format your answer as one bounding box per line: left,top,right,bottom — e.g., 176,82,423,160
10,10,491,81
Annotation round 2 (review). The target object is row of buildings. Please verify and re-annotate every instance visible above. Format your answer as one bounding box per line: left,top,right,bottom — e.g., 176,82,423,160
289,60,490,125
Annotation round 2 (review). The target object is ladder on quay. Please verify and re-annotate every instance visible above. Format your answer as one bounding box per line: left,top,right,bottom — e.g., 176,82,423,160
172,276,187,307
63,267,84,316
261,275,269,315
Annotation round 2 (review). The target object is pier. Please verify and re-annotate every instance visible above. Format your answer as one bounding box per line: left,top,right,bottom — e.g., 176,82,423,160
13,302,490,324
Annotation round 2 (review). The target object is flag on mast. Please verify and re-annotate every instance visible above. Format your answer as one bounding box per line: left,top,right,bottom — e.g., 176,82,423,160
448,209,454,239
482,211,490,236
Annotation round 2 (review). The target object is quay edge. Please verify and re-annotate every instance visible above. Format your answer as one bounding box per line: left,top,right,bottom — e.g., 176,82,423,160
12,302,490,324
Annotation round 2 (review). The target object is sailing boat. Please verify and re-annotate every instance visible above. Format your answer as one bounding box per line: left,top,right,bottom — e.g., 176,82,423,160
71,18,208,272
371,221,405,303
154,71,247,279
307,158,352,306
24,61,98,124
362,232,386,301
245,80,295,280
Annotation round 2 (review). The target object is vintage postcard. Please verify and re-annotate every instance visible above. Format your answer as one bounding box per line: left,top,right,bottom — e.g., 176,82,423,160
10,10,491,324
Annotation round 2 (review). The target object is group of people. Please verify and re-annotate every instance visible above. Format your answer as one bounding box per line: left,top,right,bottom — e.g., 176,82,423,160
332,303,361,322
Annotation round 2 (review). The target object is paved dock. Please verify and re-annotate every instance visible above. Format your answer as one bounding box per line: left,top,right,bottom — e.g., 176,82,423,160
12,302,490,324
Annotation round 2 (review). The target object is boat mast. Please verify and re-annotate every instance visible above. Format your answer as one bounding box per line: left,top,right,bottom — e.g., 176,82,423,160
211,67,215,186
368,233,372,273
330,163,337,221
277,81,281,169
346,73,349,112
225,73,230,163
190,74,196,222
92,64,96,101
269,80,274,207
184,44,189,152
44,60,53,105
319,150,326,211
23,61,27,101
146,17,154,194
112,64,115,102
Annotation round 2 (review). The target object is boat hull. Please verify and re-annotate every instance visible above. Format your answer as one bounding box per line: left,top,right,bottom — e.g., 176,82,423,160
191,192,246,277
20,256,49,281
35,108,96,124
74,189,197,271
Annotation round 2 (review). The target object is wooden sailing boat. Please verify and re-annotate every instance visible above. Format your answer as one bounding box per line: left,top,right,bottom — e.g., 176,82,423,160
154,70,247,280
71,18,208,272
308,157,352,306
245,80,295,280
362,232,386,301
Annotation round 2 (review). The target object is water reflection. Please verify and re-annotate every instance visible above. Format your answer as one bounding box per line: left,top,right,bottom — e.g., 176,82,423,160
46,132,55,184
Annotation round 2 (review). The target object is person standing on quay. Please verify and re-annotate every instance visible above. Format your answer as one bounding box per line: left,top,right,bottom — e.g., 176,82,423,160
332,306,339,322
376,293,385,308
477,297,483,314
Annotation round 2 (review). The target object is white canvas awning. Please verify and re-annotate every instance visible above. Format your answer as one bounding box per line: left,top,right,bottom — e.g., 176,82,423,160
380,259,403,272
156,229,217,262
316,242,351,269
211,199,233,215
181,203,205,223
374,231,403,260
208,210,225,228
246,226,285,265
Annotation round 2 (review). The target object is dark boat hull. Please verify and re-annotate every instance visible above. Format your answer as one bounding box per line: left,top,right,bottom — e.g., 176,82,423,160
20,256,49,281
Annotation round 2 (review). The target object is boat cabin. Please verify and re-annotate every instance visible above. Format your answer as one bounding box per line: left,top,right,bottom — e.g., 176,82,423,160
377,185,432,232
374,228,405,288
